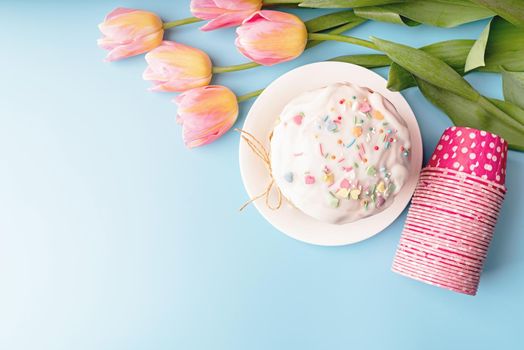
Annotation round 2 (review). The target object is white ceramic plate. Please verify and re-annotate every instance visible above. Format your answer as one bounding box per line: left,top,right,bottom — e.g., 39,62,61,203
239,62,422,246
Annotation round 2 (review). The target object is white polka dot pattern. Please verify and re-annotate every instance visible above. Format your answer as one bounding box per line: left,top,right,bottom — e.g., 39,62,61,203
427,127,508,185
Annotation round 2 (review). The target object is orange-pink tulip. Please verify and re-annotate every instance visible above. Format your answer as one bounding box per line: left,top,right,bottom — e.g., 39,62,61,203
190,0,262,31
143,41,212,92
175,85,238,148
98,8,164,62
235,10,307,66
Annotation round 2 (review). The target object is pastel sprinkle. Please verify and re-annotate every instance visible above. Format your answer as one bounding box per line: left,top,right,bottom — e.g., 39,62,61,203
336,188,349,198
372,110,384,120
337,157,345,163
322,172,334,186
376,181,386,193
366,166,377,176
340,179,350,189
359,101,371,113
305,175,316,184
375,196,385,208
293,114,303,125
350,188,361,200
319,143,324,156
346,139,356,148
352,126,362,138
327,121,339,132
284,172,294,183
327,192,340,208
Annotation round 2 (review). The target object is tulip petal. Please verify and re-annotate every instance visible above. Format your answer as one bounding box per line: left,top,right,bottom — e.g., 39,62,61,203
199,10,254,31
105,7,136,21
105,30,163,61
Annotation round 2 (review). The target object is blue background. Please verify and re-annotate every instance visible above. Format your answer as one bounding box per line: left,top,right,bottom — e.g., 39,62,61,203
1,1,523,349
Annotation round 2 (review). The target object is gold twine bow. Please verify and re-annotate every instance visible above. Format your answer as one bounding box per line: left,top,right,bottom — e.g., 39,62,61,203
236,128,282,211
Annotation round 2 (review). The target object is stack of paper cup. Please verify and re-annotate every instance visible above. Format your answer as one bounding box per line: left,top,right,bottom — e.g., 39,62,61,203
392,126,508,295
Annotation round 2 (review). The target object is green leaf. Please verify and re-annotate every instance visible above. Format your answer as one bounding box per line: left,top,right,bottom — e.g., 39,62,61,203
464,18,491,72
469,0,524,27
502,68,524,110
329,54,391,67
388,39,475,90
483,17,524,72
489,98,524,125
305,10,360,32
371,37,480,100
356,0,494,27
299,0,407,8
354,6,419,26
415,77,524,151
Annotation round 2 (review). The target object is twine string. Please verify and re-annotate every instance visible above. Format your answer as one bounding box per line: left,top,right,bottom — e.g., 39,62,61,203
236,128,282,211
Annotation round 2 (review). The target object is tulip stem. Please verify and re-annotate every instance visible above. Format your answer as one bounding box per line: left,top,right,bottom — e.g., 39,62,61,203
238,89,264,103
163,17,203,30
307,33,378,51
213,62,261,74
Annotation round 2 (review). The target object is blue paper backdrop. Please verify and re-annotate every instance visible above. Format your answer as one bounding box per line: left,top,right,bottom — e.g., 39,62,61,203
1,1,523,349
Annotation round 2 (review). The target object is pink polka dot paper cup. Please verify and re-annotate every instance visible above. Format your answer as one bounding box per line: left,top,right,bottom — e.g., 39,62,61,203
427,126,508,185
392,127,507,296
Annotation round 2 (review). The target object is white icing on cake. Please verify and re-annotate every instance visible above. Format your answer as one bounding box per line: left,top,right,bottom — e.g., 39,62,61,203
270,82,411,224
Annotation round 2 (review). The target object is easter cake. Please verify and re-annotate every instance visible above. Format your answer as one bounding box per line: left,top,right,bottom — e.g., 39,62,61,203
270,82,411,224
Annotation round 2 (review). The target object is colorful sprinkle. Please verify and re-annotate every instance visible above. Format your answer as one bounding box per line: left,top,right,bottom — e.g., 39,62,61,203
345,139,356,148
327,192,340,208
284,172,294,183
375,196,385,208
305,175,315,185
366,166,377,176
372,110,384,120
322,172,334,186
340,179,350,189
350,188,361,200
293,113,303,125
339,99,345,105
336,188,349,198
359,101,371,113
376,181,386,193
352,126,362,138
374,145,379,151
327,121,338,132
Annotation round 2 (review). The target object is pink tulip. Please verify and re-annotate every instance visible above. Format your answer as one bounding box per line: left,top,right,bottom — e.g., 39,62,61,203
143,41,212,92
175,85,238,148
235,10,307,66
98,8,164,62
190,0,262,31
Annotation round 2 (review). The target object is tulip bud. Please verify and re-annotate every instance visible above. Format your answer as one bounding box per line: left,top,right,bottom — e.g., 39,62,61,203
98,8,164,62
175,85,238,148
143,41,212,92
190,0,262,31
235,10,307,66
